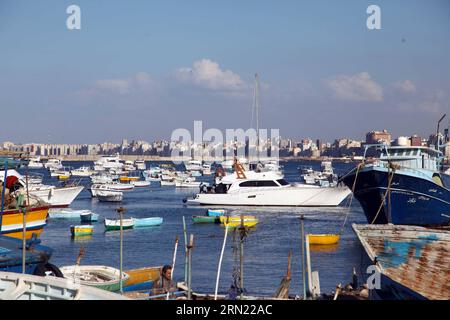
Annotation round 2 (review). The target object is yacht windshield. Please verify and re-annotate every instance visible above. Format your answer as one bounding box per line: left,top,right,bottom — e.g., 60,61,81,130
277,179,289,186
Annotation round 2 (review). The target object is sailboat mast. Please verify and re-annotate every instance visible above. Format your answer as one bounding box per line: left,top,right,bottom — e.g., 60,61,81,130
255,73,260,162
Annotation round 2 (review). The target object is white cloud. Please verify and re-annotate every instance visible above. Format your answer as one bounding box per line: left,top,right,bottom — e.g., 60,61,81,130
325,72,383,102
394,80,416,93
94,72,154,95
176,59,245,91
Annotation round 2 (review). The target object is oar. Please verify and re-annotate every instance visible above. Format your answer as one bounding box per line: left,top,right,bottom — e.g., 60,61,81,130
166,236,179,300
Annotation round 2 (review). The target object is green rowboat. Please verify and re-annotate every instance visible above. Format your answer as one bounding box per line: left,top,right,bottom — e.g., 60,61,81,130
192,215,220,223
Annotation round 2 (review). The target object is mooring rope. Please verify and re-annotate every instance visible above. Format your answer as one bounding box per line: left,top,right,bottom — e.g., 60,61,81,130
339,162,364,235
370,164,396,224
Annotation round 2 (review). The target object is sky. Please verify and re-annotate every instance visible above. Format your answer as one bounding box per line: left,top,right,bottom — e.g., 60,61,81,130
0,0,449,144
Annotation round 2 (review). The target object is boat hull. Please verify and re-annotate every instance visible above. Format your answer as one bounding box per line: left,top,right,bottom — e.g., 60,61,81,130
192,216,220,223
0,206,49,240
343,167,450,226
133,217,163,227
30,186,84,208
187,185,351,206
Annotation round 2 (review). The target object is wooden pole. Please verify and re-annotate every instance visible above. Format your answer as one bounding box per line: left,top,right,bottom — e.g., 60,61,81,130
187,234,194,300
22,208,26,274
300,215,306,299
166,236,179,300
214,225,229,300
182,216,188,284
0,160,8,230
239,214,244,300
116,207,126,294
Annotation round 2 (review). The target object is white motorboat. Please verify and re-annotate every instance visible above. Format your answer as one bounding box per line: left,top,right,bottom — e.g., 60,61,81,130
0,271,129,300
130,180,151,187
134,160,146,170
71,166,95,177
26,157,44,169
0,169,84,208
184,160,202,171
175,178,209,188
97,190,123,202
202,163,212,175
160,179,175,186
186,162,351,207
90,183,134,197
44,158,63,170
123,160,136,171
90,173,115,184
93,154,124,171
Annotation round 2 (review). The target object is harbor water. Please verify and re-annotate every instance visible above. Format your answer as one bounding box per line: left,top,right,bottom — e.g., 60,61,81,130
21,160,369,297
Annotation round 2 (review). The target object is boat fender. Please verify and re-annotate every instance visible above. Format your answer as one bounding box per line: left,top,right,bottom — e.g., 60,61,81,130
33,263,65,278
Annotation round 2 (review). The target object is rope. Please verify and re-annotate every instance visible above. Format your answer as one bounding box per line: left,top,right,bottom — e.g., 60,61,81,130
339,162,364,235
370,164,396,224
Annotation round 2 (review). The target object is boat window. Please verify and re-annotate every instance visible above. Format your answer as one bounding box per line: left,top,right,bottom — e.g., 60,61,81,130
257,180,279,187
432,174,444,187
239,181,258,187
276,179,290,186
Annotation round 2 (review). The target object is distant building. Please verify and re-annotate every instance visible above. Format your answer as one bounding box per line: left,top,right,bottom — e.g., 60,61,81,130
410,135,422,147
366,129,391,145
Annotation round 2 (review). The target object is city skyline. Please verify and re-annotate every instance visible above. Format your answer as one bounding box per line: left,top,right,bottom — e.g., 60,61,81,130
1,1,449,143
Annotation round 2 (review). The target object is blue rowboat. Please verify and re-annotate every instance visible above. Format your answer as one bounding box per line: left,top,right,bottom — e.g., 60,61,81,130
80,212,99,222
207,209,226,217
132,217,163,228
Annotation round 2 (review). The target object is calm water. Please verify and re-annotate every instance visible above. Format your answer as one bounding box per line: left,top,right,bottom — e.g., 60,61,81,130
19,160,369,297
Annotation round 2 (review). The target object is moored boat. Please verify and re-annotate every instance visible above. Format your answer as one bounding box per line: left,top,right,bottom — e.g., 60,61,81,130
130,180,151,188
59,265,130,292
207,209,226,217
80,211,99,222
352,223,450,300
192,215,220,223
0,271,129,300
307,234,340,245
104,218,134,231
132,217,163,228
1,205,49,240
97,190,123,202
70,225,94,237
123,266,162,292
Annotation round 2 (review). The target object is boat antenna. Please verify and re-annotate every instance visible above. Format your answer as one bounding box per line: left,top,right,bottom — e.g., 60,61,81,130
437,114,446,151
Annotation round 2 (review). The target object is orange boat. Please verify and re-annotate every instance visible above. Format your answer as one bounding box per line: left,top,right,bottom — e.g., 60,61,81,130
1,205,49,240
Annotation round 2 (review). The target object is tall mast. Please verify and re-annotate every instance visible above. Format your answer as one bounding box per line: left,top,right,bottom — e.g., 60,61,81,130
254,73,260,162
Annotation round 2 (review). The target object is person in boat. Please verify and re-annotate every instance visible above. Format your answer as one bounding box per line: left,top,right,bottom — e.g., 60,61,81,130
199,182,208,194
151,265,177,296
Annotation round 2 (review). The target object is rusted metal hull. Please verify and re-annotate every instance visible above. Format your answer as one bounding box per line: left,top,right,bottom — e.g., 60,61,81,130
352,224,450,300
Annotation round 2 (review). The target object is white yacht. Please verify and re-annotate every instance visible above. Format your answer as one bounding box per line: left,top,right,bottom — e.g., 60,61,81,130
71,166,95,177
134,159,146,170
123,160,136,171
93,154,124,171
27,157,44,169
186,162,350,207
44,158,63,170
184,160,203,171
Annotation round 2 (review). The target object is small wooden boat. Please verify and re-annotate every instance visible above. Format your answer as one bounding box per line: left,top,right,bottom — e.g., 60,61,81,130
104,218,134,231
70,225,94,237
307,234,340,245
219,215,257,224
119,176,140,182
80,211,99,222
0,271,129,300
49,209,90,219
58,174,70,180
207,209,226,217
123,266,162,292
192,215,220,223
59,265,130,292
132,217,163,228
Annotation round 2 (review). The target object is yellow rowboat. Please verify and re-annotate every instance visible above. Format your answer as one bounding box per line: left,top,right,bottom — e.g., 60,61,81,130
220,215,259,229
119,176,140,182
223,220,258,229
123,266,162,292
70,225,94,237
58,175,70,180
219,215,257,224
0,206,49,240
307,234,340,245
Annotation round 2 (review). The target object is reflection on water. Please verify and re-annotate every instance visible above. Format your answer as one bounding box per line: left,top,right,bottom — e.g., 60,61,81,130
21,160,369,296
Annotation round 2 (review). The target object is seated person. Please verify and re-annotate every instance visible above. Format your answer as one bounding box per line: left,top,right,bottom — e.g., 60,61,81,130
151,265,177,296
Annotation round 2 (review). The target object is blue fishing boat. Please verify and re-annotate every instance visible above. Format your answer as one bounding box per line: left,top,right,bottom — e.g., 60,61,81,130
0,236,57,275
342,144,450,226
352,223,450,300
132,217,163,228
